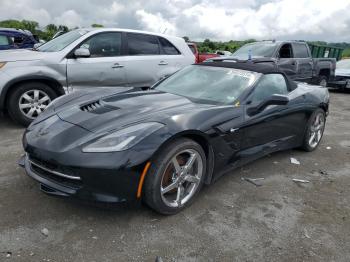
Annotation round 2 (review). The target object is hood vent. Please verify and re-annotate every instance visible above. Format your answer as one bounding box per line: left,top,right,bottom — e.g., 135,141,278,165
80,100,118,114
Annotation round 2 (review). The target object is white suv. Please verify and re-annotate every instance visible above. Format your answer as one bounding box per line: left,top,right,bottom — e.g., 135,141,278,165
0,28,195,125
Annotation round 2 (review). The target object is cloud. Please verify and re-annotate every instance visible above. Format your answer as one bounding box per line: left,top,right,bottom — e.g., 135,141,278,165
0,0,349,42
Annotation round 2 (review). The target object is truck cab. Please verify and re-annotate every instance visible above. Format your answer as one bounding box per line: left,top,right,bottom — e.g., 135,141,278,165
232,41,336,87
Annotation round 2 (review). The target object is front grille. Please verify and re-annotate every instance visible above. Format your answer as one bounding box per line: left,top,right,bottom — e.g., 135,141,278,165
28,156,82,189
80,100,117,114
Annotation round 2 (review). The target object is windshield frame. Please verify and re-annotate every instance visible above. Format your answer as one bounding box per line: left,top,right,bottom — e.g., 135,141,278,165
154,65,260,105
37,29,89,52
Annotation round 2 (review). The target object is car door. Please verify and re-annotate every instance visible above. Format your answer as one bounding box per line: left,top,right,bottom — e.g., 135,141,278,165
276,43,298,80
292,43,313,80
66,32,128,89
239,74,303,162
122,33,173,88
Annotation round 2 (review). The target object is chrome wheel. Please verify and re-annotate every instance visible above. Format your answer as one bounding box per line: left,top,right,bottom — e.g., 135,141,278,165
160,149,203,208
308,112,325,148
19,90,51,119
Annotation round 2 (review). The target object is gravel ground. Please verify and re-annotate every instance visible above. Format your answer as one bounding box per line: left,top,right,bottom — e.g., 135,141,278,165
0,91,349,262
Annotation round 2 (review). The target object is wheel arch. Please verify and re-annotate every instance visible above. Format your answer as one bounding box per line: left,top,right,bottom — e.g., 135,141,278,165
151,130,215,185
0,76,65,111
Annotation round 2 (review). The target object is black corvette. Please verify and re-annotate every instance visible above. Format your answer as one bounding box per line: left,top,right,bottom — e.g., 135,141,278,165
20,60,329,214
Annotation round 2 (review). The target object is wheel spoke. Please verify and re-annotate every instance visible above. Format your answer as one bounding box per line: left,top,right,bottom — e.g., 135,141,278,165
27,108,35,117
39,96,50,103
34,90,39,101
161,181,178,195
309,132,316,145
22,94,33,102
19,103,31,109
184,175,200,184
184,153,197,172
171,157,181,174
176,185,184,206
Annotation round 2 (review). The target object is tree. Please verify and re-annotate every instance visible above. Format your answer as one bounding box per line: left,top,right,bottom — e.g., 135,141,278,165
182,36,190,42
91,24,104,28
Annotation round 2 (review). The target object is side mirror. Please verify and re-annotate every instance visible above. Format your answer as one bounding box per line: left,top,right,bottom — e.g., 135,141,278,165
74,48,90,58
33,43,42,49
248,94,289,116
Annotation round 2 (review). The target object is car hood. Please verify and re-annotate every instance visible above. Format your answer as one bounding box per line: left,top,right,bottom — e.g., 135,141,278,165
335,68,350,77
0,49,47,62
54,90,214,133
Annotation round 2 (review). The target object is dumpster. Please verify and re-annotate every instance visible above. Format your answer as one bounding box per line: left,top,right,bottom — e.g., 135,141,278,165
309,44,344,61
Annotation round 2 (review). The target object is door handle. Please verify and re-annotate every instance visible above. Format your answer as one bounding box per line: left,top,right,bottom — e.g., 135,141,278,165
112,63,124,68
158,61,168,66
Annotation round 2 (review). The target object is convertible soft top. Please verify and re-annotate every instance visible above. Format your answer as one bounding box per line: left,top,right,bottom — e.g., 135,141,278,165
198,58,283,74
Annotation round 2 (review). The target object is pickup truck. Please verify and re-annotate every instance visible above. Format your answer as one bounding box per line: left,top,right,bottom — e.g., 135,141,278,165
231,41,336,87
187,42,219,63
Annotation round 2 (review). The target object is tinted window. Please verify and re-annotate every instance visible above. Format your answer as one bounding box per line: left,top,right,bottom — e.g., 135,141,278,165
251,74,288,102
279,44,293,58
293,43,309,58
0,35,10,46
159,37,180,55
78,32,122,57
127,33,160,55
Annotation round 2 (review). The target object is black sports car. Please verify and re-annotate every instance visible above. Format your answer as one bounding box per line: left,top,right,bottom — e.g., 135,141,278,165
20,60,329,214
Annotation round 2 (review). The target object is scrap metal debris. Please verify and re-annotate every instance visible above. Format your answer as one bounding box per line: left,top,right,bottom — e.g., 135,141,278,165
241,177,264,187
292,179,310,184
290,157,300,165
41,228,49,237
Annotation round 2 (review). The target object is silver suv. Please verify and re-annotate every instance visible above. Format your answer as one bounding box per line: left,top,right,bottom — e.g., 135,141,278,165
0,28,195,125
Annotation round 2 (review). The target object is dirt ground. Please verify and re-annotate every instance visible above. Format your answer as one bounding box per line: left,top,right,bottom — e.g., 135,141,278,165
0,91,349,262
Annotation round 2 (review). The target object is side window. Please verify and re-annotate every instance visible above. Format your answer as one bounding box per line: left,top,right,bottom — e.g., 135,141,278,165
158,37,180,55
78,32,122,57
251,74,288,102
0,35,10,46
279,44,293,58
293,43,309,58
127,33,160,55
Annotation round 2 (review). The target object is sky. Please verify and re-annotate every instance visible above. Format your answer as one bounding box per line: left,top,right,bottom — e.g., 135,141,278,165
0,0,350,42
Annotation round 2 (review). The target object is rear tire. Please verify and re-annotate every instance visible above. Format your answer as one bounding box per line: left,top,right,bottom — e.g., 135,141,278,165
7,82,58,126
143,138,207,215
301,108,326,152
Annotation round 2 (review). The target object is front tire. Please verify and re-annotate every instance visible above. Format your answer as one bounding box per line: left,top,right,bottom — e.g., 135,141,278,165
301,108,326,152
7,82,58,126
143,138,207,215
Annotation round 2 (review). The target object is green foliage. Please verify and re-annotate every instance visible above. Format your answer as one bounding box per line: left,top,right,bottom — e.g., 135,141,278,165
91,24,104,28
342,48,350,58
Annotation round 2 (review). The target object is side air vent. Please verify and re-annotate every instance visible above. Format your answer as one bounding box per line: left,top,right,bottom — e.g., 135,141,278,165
80,100,117,114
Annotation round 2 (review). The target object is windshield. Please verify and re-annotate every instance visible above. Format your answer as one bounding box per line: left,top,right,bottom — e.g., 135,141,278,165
37,30,88,52
337,59,350,70
155,65,258,105
232,42,278,59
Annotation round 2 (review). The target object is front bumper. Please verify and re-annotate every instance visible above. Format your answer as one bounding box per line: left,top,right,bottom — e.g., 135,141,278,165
19,153,143,203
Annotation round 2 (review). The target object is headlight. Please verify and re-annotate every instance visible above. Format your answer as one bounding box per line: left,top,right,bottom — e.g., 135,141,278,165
82,122,164,153
0,62,6,69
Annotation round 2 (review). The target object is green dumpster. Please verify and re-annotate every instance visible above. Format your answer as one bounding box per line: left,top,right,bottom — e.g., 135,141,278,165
309,44,344,61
